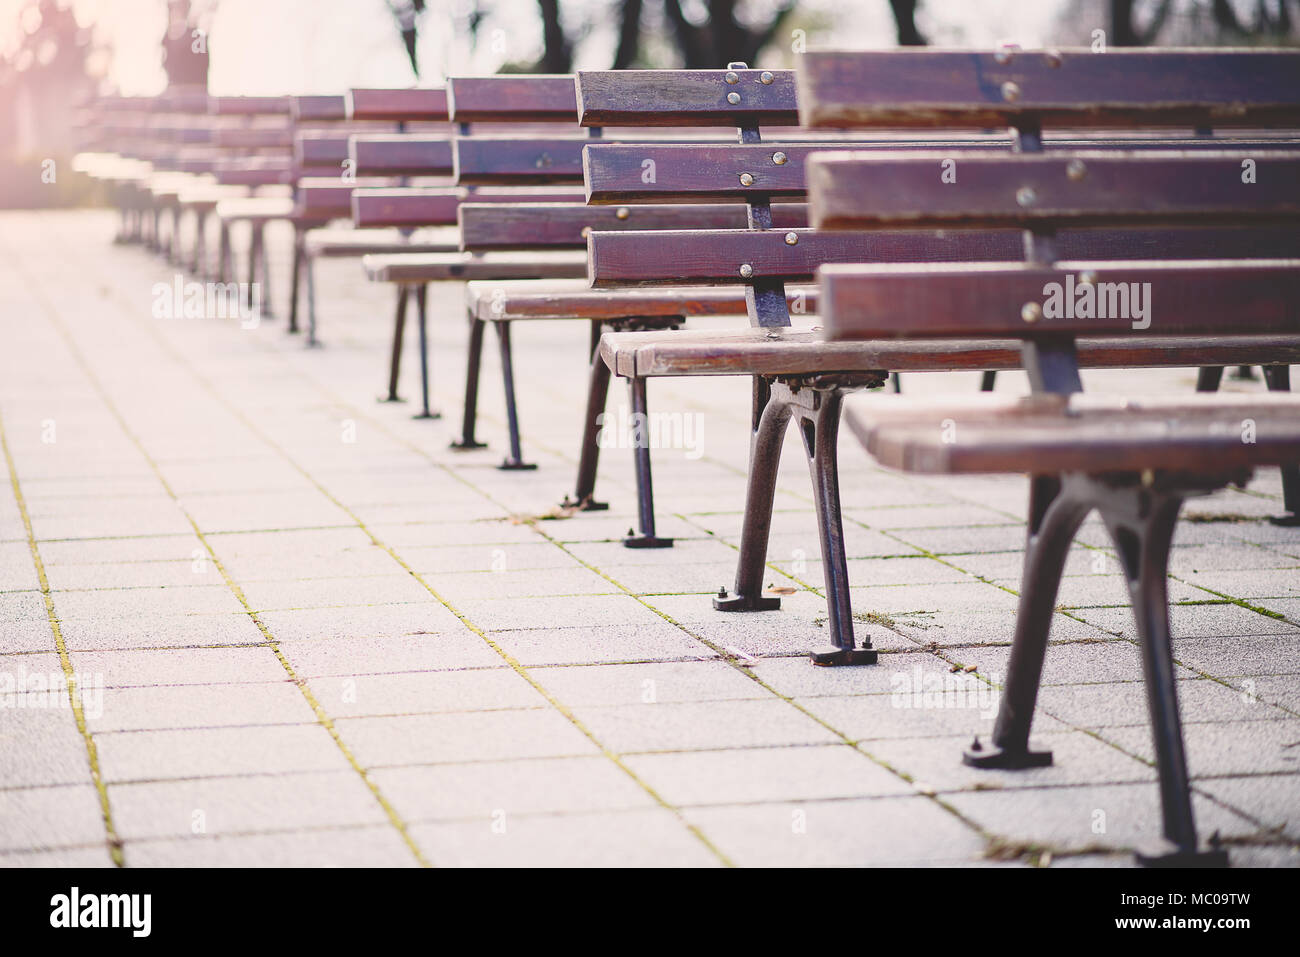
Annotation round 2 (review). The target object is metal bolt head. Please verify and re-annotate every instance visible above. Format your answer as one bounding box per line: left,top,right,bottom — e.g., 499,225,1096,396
759,71,774,85
1066,158,1087,181
739,172,754,186
1016,185,1037,207
1044,49,1063,68
739,263,754,278
1021,301,1042,323
580,226,592,238
783,231,798,245
1078,269,1097,285
772,150,787,165
615,206,630,220
727,91,741,105
994,49,1013,65
1001,80,1021,102
725,71,739,84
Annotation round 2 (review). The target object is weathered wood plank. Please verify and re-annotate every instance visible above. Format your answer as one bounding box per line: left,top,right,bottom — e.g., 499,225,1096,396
797,49,1300,129
447,75,578,123
347,88,449,122
576,69,799,127
820,260,1300,339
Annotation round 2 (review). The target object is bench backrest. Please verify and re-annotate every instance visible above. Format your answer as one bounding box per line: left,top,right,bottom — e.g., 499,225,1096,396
579,56,1300,328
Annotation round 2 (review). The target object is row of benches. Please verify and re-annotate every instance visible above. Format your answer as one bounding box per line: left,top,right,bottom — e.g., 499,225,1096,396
76,48,1300,867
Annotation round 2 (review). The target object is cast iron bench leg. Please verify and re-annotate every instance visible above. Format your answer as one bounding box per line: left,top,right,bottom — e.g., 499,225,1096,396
450,315,487,449
218,222,231,284
1098,484,1227,867
304,245,320,347
414,285,439,420
564,344,612,511
623,375,670,547
381,285,409,400
493,320,530,468
287,225,303,334
716,377,787,613
1262,364,1299,524
801,386,877,666
966,475,1085,770
1196,366,1225,392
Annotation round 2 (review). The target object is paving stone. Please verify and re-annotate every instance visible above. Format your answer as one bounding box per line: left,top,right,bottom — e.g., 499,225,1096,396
280,632,504,676
571,698,841,753
109,770,389,840
531,660,765,707
1100,719,1300,778
682,796,986,866
123,824,419,867
0,784,107,852
257,602,468,642
335,708,598,766
70,646,287,688
0,844,116,867
58,612,268,650
308,667,546,718
0,701,94,787
489,623,712,666
87,682,317,732
96,724,350,782
371,756,658,822
410,807,721,867
1172,633,1300,677
624,745,914,806
1194,774,1300,841
1036,678,1291,729
238,574,436,612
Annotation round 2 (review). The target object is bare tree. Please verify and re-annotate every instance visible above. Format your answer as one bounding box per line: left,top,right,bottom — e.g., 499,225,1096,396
889,0,926,45
662,0,798,68
1110,0,1174,45
613,0,644,69
537,0,573,72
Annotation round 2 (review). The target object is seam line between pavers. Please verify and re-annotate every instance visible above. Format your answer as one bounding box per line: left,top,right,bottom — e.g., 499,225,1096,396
10,250,431,870
0,409,124,867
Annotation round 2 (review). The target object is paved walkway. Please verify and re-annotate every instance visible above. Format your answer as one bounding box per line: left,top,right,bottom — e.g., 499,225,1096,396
1,209,1297,867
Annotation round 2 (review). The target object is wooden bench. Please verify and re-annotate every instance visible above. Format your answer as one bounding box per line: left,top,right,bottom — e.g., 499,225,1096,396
797,48,1300,867
572,59,1300,666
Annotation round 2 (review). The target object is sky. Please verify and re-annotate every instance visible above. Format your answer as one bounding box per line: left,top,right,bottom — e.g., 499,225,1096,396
0,0,1130,96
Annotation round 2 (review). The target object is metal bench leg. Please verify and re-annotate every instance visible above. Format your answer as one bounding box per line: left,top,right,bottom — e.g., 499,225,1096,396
287,225,303,334
1195,367,1224,392
1230,365,1257,381
966,476,1088,768
1263,364,1299,523
451,315,487,449
801,387,877,666
1097,486,1227,868
414,285,439,420
493,320,532,469
305,250,321,347
250,224,272,319
218,222,231,283
380,285,409,400
191,210,208,278
980,371,997,392
716,378,788,613
623,375,671,547
565,345,613,511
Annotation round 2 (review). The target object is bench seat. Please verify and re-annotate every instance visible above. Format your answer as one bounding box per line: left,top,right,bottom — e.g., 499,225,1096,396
465,279,818,321
215,195,297,222
851,391,1300,474
305,227,461,258
362,250,588,283
598,327,1300,379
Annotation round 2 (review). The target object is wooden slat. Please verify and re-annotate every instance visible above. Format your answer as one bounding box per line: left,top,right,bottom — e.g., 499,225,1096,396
465,280,774,320
797,49,1300,129
295,134,350,171
447,76,577,123
820,260,1300,339
459,202,809,250
292,95,347,122
588,228,1025,286
210,125,294,149
858,393,1300,474
347,88,449,122
808,150,1300,229
209,96,293,116
363,250,589,283
576,69,799,127
350,134,454,176
584,142,861,203
600,327,1300,379
454,136,589,184
350,186,583,227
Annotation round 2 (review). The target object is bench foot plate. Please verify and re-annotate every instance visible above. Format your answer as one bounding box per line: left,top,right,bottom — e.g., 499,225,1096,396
499,459,537,471
450,439,487,451
810,645,878,667
962,742,1053,770
624,534,673,549
413,411,442,421
1267,513,1300,527
378,395,406,404
561,495,608,512
1135,841,1229,869
713,591,781,612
